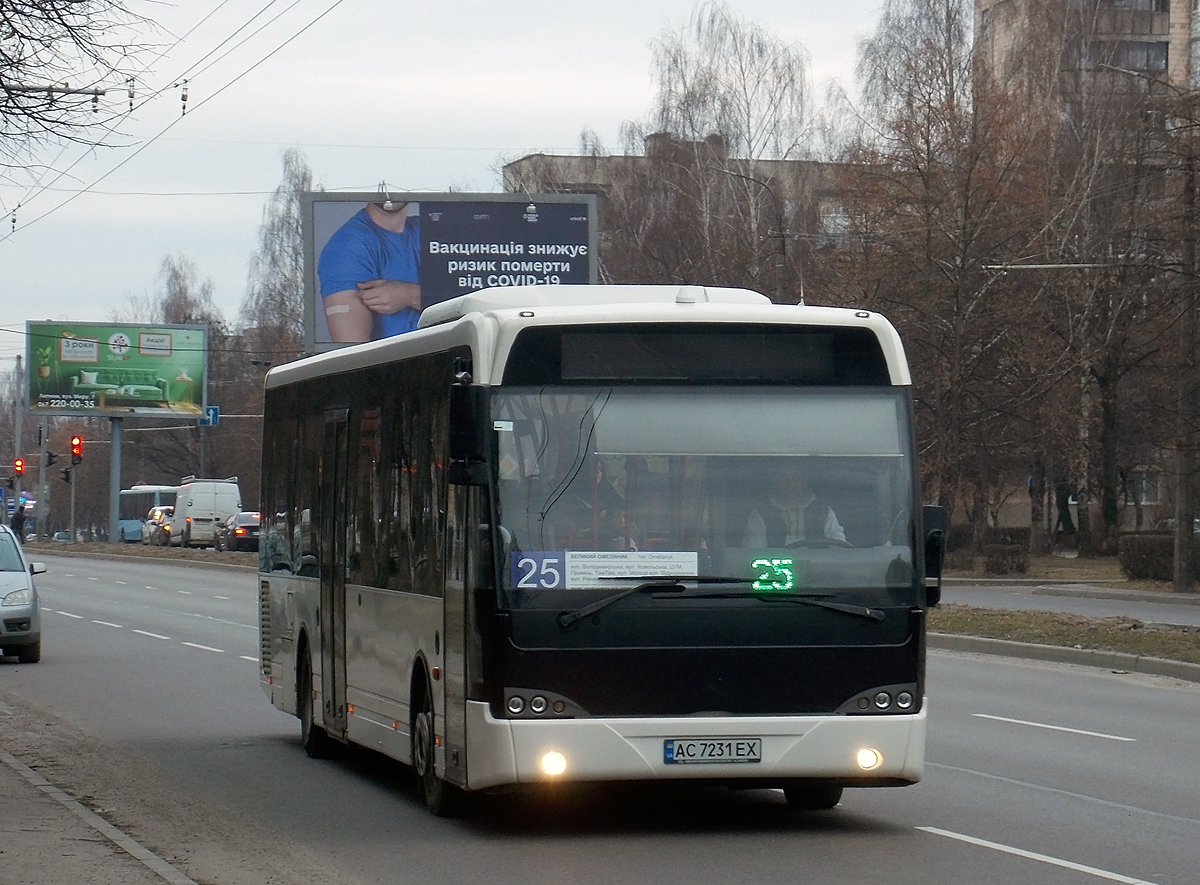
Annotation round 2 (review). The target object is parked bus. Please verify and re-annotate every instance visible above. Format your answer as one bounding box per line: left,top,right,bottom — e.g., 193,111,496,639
117,484,178,543
258,285,945,815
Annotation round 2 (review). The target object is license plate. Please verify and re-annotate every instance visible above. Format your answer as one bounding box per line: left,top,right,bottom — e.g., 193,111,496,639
663,738,762,764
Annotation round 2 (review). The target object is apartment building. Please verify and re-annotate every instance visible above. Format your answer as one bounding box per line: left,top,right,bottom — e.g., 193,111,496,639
976,0,1194,97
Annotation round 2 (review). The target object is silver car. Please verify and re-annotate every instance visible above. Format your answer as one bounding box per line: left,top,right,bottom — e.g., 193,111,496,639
0,524,45,663
141,505,174,546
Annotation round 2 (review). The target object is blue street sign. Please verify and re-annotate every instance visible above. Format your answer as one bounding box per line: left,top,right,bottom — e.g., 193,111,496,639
200,405,220,426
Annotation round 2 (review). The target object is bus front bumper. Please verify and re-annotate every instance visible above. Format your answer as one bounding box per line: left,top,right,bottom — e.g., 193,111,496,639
463,700,926,791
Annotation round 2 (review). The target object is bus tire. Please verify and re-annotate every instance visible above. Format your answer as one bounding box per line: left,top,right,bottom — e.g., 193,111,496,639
298,651,335,759
783,782,842,811
412,677,464,816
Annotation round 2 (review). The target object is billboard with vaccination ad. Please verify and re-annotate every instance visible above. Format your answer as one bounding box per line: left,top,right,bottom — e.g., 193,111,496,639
304,191,598,351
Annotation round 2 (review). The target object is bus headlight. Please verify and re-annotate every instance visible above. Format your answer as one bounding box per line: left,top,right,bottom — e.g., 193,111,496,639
856,748,882,770
540,751,567,776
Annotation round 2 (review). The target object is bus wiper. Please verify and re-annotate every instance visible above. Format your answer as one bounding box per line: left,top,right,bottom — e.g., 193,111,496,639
662,589,886,622
557,580,686,628
557,576,884,626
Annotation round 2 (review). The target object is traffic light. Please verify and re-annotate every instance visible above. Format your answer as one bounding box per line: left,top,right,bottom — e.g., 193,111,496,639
47,451,57,466
60,468,71,484
13,457,24,475
71,436,82,465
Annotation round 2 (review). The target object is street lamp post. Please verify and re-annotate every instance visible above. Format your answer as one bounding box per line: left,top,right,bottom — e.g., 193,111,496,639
715,166,801,303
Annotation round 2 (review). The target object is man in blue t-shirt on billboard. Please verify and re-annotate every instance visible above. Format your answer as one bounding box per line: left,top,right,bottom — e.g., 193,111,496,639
318,201,421,342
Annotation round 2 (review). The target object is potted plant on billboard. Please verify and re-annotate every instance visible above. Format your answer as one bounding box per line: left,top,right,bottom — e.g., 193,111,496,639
35,344,53,395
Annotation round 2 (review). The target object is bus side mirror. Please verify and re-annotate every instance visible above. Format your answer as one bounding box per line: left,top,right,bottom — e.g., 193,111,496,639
449,384,488,486
922,504,946,608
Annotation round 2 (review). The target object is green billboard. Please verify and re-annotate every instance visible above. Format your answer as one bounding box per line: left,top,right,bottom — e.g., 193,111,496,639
26,322,208,418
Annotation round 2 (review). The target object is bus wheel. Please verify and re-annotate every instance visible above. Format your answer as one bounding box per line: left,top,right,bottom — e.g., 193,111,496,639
412,681,464,816
783,782,843,811
299,653,334,759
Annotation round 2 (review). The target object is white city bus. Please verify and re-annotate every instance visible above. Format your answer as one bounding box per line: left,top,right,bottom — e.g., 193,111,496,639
258,285,944,815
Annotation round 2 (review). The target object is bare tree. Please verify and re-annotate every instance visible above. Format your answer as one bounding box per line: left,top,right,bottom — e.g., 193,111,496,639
508,3,818,300
240,148,312,361
648,1,810,162
0,1,150,165
839,0,1073,544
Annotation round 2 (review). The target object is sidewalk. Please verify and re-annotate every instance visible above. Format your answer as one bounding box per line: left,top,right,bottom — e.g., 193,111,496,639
0,748,194,885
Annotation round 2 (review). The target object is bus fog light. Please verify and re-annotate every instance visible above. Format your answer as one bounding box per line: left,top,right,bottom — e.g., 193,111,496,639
541,751,567,776
874,692,891,710
896,691,914,709
857,748,882,770
530,696,548,714
507,695,525,715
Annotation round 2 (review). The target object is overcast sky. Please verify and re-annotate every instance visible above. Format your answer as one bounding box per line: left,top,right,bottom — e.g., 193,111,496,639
0,0,882,365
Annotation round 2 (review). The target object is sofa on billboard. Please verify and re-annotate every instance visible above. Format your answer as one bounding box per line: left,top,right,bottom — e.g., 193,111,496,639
68,368,170,405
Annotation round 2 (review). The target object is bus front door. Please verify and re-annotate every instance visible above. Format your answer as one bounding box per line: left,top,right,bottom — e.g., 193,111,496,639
440,483,469,787
319,410,350,742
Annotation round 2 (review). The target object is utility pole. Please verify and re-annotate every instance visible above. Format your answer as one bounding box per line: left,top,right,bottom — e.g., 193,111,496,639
35,417,47,542
1098,64,1197,591
12,356,23,508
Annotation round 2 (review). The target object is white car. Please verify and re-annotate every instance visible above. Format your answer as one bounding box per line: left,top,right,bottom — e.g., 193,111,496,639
0,524,45,663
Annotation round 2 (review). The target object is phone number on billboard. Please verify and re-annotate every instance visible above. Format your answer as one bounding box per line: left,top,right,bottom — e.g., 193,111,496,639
36,396,97,410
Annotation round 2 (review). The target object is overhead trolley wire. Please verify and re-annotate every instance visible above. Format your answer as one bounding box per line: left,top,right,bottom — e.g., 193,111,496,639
0,0,350,243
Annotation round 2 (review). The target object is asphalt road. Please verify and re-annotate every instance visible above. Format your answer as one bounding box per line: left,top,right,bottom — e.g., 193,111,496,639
2,554,1198,885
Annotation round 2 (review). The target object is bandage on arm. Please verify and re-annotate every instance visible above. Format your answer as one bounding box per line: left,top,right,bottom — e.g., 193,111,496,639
323,290,372,342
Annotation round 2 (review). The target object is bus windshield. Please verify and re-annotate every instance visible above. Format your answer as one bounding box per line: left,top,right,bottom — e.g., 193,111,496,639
493,387,916,609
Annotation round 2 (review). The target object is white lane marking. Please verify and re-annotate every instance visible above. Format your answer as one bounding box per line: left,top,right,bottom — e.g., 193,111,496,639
144,586,157,590
56,611,84,619
181,642,224,653
214,595,230,600
177,590,192,595
115,581,127,585
930,762,1200,826
918,827,1159,884
239,655,258,663
973,713,1135,742
132,630,170,640
87,577,99,581
92,620,123,629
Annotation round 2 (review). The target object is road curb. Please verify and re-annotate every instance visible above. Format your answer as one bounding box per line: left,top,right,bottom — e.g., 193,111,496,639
929,632,1200,683
0,747,197,885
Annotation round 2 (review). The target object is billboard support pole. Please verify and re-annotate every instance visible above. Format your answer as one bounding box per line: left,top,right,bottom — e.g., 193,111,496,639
108,418,122,544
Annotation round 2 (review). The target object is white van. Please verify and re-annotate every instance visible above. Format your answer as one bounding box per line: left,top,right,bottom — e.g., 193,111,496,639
171,476,242,548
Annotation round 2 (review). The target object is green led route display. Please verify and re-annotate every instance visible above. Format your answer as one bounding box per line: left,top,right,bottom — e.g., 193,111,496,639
26,322,208,418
